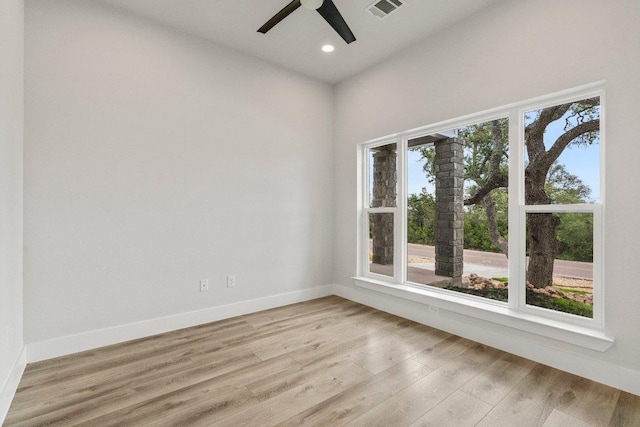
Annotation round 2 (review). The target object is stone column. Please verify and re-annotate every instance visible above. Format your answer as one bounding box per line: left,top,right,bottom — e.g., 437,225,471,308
371,146,396,265
434,138,464,281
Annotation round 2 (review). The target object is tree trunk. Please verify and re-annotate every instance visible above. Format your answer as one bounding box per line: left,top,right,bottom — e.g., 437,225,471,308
526,213,560,288
525,167,559,288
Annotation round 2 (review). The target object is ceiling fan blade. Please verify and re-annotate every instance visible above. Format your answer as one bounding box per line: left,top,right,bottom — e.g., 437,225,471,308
316,0,356,44
258,0,302,34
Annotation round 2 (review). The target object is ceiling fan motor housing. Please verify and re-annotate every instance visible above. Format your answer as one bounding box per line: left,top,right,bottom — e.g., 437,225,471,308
258,0,356,44
301,0,324,10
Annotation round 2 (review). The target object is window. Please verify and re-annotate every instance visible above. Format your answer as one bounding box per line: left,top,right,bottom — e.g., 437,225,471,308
364,142,398,279
520,96,602,323
357,83,604,331
404,120,509,304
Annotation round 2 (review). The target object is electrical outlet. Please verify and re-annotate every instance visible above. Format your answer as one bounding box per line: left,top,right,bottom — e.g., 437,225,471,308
227,275,236,288
200,279,209,292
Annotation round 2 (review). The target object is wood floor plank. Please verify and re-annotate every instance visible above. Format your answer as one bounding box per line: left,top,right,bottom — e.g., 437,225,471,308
83,383,256,426
212,360,372,426
246,357,364,402
554,375,620,426
5,296,640,426
411,334,475,369
476,364,579,427
276,359,433,426
608,391,640,427
7,351,262,426
248,317,360,361
240,298,376,336
6,354,195,422
542,409,592,427
460,352,537,406
16,321,256,397
10,324,282,414
344,344,503,426
286,325,394,368
408,390,493,427
349,328,452,375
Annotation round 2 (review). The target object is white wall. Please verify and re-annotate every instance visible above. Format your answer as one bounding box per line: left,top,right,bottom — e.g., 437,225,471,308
0,0,25,420
24,0,334,350
334,0,640,394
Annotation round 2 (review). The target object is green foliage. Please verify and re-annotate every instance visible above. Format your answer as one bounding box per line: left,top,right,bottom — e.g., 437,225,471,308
557,287,590,296
545,163,592,204
463,205,500,252
415,146,436,185
416,119,509,190
463,189,508,253
446,286,593,317
555,212,593,262
526,292,593,318
444,285,508,302
407,191,436,245
459,119,509,187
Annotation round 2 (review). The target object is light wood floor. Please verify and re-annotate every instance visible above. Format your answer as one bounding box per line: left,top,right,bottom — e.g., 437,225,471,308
5,296,640,426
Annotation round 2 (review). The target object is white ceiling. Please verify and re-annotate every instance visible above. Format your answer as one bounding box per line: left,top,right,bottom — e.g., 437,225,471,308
96,0,504,83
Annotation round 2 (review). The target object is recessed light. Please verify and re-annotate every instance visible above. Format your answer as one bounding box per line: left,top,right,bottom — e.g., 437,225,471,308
322,44,335,53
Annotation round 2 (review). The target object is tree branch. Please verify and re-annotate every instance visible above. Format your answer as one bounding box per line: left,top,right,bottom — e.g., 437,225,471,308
489,120,506,173
525,103,572,162
541,119,600,169
482,193,508,256
464,173,508,205
465,121,509,206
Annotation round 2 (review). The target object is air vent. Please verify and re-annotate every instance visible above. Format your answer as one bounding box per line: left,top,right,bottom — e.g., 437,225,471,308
366,0,406,19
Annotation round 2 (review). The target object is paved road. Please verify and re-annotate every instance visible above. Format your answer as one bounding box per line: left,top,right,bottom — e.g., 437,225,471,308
407,243,593,280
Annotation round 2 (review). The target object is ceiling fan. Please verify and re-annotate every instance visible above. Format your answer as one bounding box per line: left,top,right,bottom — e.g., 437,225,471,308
258,0,356,44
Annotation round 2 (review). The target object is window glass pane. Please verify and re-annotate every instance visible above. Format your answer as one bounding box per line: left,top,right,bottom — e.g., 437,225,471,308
407,140,437,285
369,143,397,208
459,118,510,301
524,97,601,204
369,212,394,277
405,119,509,303
525,212,594,318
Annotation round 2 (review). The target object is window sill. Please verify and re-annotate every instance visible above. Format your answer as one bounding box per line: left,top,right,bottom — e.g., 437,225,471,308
352,276,614,352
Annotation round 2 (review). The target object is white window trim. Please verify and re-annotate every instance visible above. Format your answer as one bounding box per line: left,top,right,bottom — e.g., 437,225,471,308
356,81,613,351
352,276,613,351
362,138,401,282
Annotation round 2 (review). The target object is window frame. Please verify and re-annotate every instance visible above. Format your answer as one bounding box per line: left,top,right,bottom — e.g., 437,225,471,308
356,82,609,347
513,91,605,327
361,138,401,282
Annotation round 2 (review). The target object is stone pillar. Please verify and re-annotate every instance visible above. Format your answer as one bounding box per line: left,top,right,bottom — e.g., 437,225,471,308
371,146,396,265
434,138,464,280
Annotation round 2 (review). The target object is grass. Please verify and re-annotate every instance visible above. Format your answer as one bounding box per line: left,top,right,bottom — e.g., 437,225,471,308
557,286,590,296
491,277,509,283
526,292,593,318
444,285,508,302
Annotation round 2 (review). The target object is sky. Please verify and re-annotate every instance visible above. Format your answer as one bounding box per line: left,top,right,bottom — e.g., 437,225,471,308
407,148,434,196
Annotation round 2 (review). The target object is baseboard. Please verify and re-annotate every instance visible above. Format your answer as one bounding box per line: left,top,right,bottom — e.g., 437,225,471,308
333,283,640,397
0,347,26,425
27,285,333,363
